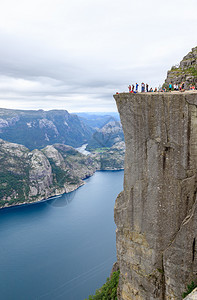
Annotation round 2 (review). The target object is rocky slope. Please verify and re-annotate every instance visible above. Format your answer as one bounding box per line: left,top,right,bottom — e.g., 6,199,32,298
164,46,197,89
0,138,124,209
0,108,93,149
0,139,98,209
114,92,197,299
91,141,125,170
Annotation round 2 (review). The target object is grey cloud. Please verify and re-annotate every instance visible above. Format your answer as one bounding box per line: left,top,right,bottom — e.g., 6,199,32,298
0,0,196,111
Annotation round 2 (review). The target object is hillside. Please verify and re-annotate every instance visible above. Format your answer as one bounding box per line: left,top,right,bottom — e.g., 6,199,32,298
91,141,125,170
75,112,120,129
0,139,98,208
0,108,93,150
86,120,124,150
0,138,124,209
164,46,197,88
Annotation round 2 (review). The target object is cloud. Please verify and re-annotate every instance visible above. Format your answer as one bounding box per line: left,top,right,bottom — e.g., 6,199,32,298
0,0,196,111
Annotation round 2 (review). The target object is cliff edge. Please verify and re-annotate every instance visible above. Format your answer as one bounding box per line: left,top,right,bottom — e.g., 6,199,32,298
113,92,197,299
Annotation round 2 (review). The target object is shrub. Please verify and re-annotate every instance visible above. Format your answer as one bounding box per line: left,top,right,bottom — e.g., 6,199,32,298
85,270,120,300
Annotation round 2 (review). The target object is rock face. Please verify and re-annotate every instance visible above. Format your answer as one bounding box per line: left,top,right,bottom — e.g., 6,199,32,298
113,92,197,299
0,139,98,208
164,46,197,89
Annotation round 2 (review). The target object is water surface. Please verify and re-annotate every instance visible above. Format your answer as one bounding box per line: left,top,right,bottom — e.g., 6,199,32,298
0,170,124,300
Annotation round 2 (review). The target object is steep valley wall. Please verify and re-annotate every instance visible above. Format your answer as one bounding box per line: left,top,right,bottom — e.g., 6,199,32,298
114,92,197,299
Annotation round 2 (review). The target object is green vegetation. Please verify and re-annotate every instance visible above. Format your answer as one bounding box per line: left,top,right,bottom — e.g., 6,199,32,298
186,66,197,77
92,148,110,153
169,66,197,80
85,270,120,300
48,159,80,188
0,171,29,206
182,281,197,298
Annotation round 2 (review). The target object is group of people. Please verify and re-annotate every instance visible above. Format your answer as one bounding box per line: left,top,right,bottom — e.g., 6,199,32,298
128,83,158,93
127,82,197,93
168,82,185,91
169,82,196,91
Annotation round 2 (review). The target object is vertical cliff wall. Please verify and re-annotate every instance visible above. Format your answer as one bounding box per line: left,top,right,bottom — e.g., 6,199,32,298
113,92,197,300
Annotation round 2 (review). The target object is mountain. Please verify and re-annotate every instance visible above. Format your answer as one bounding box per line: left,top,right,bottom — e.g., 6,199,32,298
164,46,197,89
86,120,124,150
91,141,125,170
0,139,98,209
0,108,93,150
75,112,120,129
0,138,124,209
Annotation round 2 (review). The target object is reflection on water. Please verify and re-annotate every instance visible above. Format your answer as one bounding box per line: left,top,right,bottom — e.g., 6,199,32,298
46,191,77,208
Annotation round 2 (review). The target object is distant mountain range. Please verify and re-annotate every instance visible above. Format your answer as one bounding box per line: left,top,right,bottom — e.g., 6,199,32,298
87,120,124,150
75,112,120,129
0,108,124,151
0,108,93,150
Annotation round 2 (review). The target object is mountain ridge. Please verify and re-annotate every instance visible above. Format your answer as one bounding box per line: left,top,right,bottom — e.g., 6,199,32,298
0,108,93,150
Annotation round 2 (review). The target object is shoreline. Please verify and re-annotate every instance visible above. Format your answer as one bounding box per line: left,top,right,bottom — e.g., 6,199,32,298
0,168,124,211
0,181,85,211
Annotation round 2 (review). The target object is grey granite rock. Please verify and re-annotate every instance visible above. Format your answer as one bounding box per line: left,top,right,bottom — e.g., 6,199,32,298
114,92,197,300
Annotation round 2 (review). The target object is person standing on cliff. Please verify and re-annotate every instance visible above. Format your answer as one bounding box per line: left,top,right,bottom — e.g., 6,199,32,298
141,82,145,92
135,83,139,92
132,84,135,92
169,83,172,91
128,85,131,92
180,82,185,91
146,83,149,92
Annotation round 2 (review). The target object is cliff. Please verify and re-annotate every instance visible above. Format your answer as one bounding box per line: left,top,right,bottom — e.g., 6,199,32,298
164,46,197,89
113,92,197,299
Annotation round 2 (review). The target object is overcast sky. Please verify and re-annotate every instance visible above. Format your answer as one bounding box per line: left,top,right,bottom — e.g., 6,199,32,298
0,0,196,112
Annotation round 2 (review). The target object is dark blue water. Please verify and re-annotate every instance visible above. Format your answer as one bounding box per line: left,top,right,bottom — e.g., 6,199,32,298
0,170,124,300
